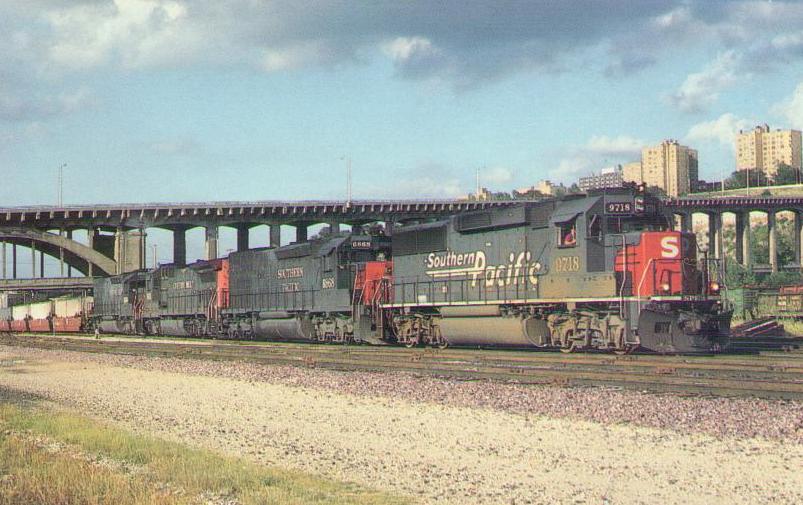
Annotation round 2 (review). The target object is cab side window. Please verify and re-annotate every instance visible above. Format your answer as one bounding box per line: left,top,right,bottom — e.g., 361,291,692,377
588,214,602,243
558,218,577,248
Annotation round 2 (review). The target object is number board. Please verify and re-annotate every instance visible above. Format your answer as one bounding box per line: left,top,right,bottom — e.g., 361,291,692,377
604,201,634,215
351,240,372,249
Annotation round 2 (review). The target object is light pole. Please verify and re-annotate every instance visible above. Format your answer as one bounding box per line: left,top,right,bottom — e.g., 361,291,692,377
57,163,66,207
152,244,158,269
340,156,352,207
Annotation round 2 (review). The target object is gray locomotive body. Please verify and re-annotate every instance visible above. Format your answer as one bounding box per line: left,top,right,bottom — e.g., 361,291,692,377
383,189,731,353
224,233,391,341
91,260,226,336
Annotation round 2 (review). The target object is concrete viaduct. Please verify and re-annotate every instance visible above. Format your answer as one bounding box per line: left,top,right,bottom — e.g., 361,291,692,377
0,199,509,282
3,195,803,286
667,196,803,273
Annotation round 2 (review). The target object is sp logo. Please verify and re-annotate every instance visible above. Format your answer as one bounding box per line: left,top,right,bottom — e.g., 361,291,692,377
660,236,680,258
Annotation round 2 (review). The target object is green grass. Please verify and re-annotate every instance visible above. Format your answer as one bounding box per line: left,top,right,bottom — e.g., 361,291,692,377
0,401,409,505
691,183,803,198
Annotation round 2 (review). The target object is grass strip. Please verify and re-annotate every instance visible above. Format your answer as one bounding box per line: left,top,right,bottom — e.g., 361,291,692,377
0,401,409,505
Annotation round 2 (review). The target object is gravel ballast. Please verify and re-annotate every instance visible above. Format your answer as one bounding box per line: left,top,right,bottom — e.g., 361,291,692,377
1,345,801,504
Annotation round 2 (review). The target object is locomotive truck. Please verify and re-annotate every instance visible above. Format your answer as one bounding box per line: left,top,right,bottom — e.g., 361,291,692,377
77,187,731,353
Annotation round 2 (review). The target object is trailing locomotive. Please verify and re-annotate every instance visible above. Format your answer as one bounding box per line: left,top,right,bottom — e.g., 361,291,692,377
83,187,730,353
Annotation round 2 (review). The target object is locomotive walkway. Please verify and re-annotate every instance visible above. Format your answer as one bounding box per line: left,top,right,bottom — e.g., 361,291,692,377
3,333,802,400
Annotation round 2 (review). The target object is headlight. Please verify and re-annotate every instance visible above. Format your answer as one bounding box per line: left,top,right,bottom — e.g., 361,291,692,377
660,282,671,293
709,281,720,294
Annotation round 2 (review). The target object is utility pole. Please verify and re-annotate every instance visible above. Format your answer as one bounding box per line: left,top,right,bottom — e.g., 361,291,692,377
341,156,352,207
347,156,352,208
58,163,66,207
152,243,158,269
476,167,480,198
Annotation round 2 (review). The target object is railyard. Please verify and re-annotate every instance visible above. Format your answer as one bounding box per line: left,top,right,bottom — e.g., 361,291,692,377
2,333,803,400
1,336,801,504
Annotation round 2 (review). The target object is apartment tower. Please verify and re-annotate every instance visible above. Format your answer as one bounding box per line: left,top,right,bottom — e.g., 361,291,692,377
736,124,802,178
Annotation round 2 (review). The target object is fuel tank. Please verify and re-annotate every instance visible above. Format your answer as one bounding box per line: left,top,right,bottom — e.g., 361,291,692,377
159,319,190,336
438,306,546,347
252,312,313,340
97,319,134,334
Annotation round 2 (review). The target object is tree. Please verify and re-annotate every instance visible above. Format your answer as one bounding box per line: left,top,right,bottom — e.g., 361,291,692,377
773,163,800,186
723,169,770,190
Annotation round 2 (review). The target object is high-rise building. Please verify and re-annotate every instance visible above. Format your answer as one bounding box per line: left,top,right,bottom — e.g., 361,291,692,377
736,124,802,178
622,161,643,184
578,166,624,192
629,140,696,197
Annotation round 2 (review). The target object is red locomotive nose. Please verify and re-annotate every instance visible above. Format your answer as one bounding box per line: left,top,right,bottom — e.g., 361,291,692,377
615,231,700,297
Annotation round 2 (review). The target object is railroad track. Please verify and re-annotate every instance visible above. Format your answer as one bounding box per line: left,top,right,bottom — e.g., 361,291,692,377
2,333,803,400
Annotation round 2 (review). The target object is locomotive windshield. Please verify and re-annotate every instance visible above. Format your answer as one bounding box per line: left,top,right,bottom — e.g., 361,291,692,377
606,214,671,233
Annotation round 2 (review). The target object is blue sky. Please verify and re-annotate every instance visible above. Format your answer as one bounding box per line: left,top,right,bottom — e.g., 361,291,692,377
3,1,803,208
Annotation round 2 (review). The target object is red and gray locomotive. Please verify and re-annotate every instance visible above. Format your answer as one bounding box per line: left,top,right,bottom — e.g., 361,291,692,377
87,187,731,353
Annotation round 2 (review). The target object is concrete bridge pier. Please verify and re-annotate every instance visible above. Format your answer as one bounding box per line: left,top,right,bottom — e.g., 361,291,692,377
768,212,778,273
269,225,281,248
205,226,218,261
327,222,341,234
707,213,722,260
678,212,692,234
235,224,251,252
795,212,803,270
30,241,36,278
170,226,190,267
735,212,751,267
295,223,308,243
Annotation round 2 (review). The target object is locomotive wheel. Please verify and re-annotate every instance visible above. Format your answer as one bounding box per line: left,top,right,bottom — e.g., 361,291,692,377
437,340,449,350
614,345,637,355
560,342,577,353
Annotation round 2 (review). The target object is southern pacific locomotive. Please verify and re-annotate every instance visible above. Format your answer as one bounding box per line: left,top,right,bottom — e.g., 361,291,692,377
3,188,732,353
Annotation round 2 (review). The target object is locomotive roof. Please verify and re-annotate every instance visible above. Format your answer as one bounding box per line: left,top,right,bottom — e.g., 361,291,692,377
550,195,601,224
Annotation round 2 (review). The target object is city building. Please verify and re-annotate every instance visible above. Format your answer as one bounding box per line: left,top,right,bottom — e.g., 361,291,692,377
535,179,556,196
622,140,697,197
622,161,643,184
736,124,802,178
578,166,624,192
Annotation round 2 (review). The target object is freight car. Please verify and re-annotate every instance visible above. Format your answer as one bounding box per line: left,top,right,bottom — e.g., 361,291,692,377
86,187,730,353
0,295,92,333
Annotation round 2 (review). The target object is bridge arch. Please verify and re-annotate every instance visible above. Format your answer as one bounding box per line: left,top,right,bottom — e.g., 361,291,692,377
0,228,116,277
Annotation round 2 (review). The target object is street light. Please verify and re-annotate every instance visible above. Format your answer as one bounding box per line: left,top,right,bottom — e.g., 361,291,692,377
57,163,66,207
340,156,352,207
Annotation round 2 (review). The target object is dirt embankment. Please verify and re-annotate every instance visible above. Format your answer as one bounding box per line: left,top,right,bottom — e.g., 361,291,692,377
1,346,801,505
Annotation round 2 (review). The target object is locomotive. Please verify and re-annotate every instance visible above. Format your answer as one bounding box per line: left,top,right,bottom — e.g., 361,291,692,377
82,187,730,353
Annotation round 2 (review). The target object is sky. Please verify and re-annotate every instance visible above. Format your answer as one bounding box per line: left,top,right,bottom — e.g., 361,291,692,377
3,1,803,209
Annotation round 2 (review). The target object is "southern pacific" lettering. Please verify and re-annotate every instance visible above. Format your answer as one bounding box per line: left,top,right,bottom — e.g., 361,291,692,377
277,267,304,279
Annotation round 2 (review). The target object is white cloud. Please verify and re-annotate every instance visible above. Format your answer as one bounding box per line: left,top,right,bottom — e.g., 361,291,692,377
382,36,437,62
550,135,645,181
585,135,644,158
0,86,92,121
685,113,751,147
46,0,201,69
773,82,803,130
482,166,513,186
667,51,743,113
